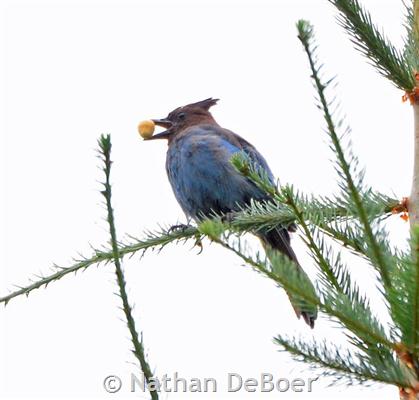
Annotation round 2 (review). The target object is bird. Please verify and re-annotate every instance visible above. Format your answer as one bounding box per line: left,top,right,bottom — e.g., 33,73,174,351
144,98,317,328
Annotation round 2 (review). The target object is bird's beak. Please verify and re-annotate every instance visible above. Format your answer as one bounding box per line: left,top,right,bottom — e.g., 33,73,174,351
144,118,174,140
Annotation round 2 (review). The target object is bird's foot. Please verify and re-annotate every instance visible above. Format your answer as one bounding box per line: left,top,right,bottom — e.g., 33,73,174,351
194,237,203,255
221,212,238,224
168,223,192,233
287,223,298,233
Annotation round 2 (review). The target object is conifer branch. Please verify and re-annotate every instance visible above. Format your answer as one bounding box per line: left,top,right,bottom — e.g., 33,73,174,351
290,191,396,261
403,1,419,73
211,175,395,352
275,335,412,387
199,221,396,351
0,194,398,307
281,187,341,291
297,19,393,290
328,0,415,91
0,226,200,306
280,187,394,352
99,134,158,400
392,227,419,355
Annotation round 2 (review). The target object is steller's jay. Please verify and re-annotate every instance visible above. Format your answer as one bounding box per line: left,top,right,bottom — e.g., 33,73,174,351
145,98,317,328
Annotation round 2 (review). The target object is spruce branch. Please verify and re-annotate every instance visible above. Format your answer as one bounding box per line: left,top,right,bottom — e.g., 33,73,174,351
97,134,158,400
328,0,415,91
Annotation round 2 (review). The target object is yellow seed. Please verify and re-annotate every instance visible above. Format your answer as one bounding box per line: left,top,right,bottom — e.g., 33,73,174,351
138,120,155,139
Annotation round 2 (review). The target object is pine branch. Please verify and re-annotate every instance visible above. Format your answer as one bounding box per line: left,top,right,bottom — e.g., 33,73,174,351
328,0,415,91
98,134,158,400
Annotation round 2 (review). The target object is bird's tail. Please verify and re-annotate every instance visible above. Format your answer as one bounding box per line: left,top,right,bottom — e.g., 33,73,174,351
258,227,317,328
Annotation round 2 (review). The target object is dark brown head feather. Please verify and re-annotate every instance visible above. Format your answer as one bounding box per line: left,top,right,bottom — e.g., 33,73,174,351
184,98,219,111
149,98,220,142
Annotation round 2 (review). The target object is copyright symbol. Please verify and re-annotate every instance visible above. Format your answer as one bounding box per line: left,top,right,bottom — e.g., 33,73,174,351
103,375,122,393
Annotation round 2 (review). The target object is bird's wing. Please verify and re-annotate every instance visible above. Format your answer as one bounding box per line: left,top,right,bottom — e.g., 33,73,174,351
215,127,276,185
166,125,271,219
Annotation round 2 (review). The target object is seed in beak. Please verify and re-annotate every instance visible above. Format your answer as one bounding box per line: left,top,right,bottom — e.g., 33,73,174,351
138,120,155,139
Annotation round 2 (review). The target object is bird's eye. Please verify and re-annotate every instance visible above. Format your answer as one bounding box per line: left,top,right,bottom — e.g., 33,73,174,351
177,112,186,121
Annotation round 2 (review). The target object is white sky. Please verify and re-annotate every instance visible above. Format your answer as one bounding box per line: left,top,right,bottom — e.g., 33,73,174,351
0,0,413,399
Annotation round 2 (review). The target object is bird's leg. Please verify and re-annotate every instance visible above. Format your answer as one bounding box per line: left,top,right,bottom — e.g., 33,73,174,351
287,223,298,233
168,223,192,233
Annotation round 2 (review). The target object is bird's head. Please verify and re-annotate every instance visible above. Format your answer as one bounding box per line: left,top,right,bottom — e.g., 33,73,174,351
145,98,219,142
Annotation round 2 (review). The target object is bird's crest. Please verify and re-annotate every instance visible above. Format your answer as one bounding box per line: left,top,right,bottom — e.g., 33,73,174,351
186,98,219,111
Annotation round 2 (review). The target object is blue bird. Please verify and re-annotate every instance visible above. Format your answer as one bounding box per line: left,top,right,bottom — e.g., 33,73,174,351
145,98,317,328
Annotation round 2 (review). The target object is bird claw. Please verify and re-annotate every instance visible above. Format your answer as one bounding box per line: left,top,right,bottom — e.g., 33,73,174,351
194,237,203,254
287,223,298,233
221,212,237,224
168,224,191,233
